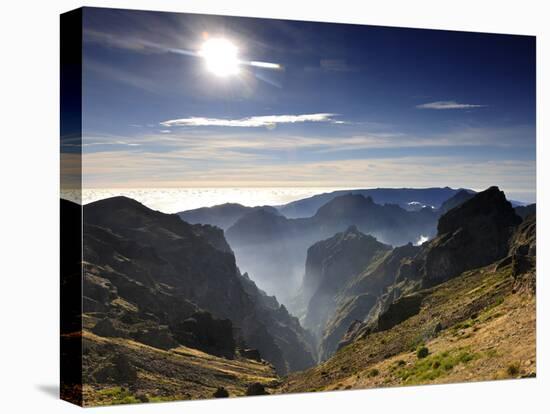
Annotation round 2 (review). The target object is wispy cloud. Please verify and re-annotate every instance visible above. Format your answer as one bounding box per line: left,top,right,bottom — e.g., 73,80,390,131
160,113,338,128
82,149,535,199
416,101,486,110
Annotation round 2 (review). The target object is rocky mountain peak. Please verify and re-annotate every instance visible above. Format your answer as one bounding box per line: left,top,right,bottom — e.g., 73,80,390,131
437,186,519,236
423,186,521,286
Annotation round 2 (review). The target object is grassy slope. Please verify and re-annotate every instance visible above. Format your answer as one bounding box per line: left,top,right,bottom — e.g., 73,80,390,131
82,331,278,406
279,263,535,393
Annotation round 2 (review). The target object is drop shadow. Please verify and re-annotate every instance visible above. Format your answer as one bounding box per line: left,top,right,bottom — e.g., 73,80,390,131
36,384,59,399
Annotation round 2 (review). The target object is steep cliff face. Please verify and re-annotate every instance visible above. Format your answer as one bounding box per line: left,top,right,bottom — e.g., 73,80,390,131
302,226,391,337
320,243,421,360
82,196,315,375
508,212,536,292
423,186,521,287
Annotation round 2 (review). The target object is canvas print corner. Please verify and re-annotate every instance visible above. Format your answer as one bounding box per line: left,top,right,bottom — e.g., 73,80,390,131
60,6,536,407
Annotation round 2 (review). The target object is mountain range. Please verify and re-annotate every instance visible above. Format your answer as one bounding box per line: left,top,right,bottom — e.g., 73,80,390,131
177,187,529,307
68,186,536,404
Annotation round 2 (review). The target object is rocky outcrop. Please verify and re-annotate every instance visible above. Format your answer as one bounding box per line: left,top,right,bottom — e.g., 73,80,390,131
376,292,425,331
422,186,521,287
509,212,536,258
190,223,233,254
508,213,536,292
171,312,235,358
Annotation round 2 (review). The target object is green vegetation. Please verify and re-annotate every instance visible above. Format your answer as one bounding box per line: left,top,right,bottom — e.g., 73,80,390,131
367,368,380,377
416,346,429,359
96,387,140,405
396,349,477,384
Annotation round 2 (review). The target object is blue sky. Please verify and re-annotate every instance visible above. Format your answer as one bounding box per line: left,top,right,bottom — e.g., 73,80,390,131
76,7,536,202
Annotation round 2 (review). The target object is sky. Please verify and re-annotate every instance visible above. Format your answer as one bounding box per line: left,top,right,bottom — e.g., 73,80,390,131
70,7,536,202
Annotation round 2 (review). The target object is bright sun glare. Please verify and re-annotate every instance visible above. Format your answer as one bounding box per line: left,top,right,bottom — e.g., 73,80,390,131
199,38,240,77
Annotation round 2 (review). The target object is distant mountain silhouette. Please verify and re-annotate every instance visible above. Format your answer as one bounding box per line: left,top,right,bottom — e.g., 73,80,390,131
438,189,476,213
277,187,469,218
178,203,279,230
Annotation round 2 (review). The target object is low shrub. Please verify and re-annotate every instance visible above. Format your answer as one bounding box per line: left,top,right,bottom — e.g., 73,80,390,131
507,362,520,377
417,346,429,359
367,368,380,377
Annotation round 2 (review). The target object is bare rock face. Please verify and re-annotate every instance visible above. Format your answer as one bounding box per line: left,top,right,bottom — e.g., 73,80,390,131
508,213,536,293
376,292,425,331
423,186,521,287
509,212,536,258
171,312,235,359
302,226,391,337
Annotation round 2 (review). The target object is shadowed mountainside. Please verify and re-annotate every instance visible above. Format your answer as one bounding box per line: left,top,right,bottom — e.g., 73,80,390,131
514,203,536,220
80,196,315,380
300,227,391,347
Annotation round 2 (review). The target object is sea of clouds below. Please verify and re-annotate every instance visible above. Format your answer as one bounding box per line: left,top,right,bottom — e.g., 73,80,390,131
62,187,352,214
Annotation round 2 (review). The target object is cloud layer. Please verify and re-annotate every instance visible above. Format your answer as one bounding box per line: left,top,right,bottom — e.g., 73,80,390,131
416,101,486,110
160,113,337,128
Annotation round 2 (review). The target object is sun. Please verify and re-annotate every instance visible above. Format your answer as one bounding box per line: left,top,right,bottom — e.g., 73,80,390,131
199,38,240,77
